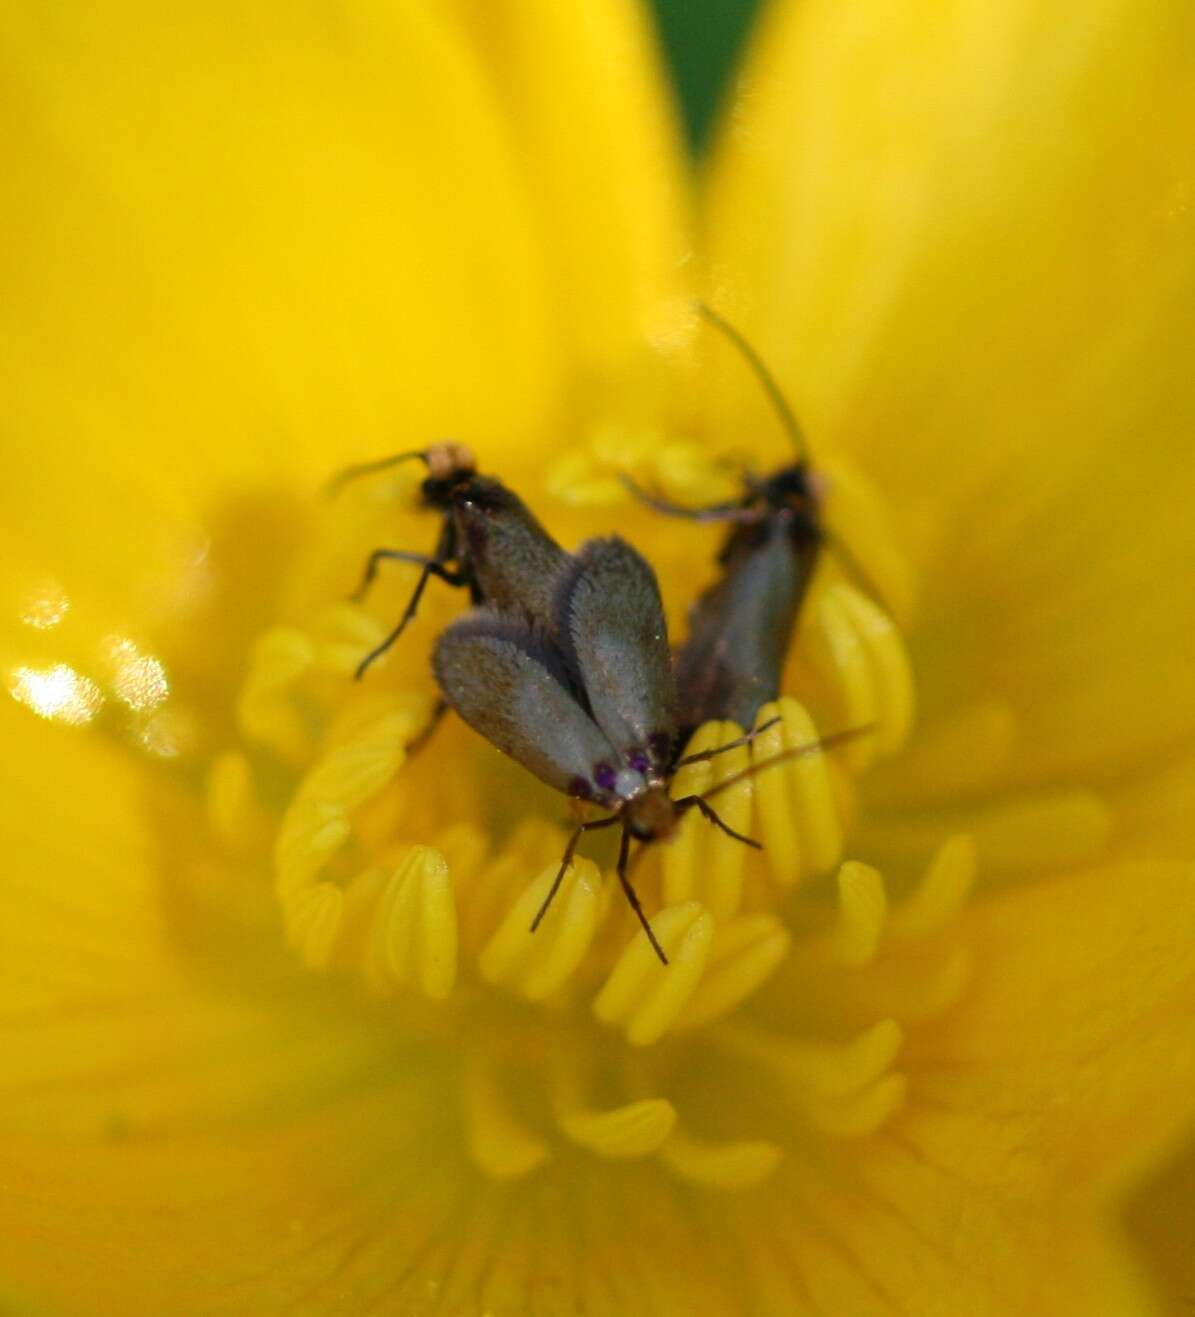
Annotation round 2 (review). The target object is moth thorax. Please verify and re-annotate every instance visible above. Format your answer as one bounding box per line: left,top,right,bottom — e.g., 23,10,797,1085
624,786,679,842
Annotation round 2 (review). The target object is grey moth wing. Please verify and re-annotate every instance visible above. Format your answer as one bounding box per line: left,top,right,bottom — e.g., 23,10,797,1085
432,611,617,799
556,536,676,770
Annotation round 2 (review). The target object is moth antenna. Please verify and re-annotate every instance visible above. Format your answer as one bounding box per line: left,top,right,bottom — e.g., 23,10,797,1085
698,722,875,802
823,529,894,617
324,449,429,498
695,301,808,463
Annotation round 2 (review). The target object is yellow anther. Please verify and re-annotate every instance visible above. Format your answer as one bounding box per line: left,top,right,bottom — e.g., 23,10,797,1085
461,818,567,951
544,449,626,506
889,834,976,940
833,582,916,756
363,846,457,999
204,750,264,853
750,697,842,886
286,882,344,972
464,1056,548,1181
236,626,315,760
295,712,409,810
799,1072,907,1138
805,587,878,772
821,861,888,966
308,603,389,676
659,1130,782,1192
722,1019,904,1100
554,1092,677,1159
274,798,351,900
662,721,751,917
593,902,714,1047
323,688,433,751
479,858,602,1001
674,915,791,1031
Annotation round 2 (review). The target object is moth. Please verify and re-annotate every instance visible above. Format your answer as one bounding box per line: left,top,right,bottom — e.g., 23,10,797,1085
330,443,569,678
627,304,855,742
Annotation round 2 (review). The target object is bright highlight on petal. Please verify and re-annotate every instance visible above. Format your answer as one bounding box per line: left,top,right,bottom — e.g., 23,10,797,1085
8,663,103,726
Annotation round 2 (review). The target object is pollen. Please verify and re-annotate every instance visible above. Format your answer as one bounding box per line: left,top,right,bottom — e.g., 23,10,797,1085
218,442,970,1195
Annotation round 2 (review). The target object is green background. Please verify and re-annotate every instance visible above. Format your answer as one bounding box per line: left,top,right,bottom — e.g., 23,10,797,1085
649,0,763,151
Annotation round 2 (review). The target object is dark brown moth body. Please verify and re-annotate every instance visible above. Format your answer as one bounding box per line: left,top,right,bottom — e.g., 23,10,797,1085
330,443,569,677
629,306,829,741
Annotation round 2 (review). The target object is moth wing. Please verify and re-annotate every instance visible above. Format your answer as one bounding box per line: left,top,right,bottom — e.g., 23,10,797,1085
557,537,676,767
432,612,616,797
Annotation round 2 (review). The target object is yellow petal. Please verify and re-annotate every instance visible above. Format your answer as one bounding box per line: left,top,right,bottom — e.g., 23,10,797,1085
1,0,561,636
907,860,1195,1199
1124,1132,1195,1316
705,0,1195,786
450,0,694,402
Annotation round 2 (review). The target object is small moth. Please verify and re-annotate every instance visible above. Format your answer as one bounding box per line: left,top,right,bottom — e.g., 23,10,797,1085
628,305,851,742
329,443,571,678
433,535,851,964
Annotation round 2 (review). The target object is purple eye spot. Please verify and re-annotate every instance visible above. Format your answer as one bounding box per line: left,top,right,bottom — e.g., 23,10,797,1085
594,762,617,791
628,750,649,774
568,776,593,800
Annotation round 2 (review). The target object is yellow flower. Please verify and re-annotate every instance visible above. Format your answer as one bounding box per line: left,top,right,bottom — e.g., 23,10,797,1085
3,1,1194,1313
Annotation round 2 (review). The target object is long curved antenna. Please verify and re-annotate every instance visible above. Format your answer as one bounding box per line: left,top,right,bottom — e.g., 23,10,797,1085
324,449,428,498
698,722,875,802
696,302,808,462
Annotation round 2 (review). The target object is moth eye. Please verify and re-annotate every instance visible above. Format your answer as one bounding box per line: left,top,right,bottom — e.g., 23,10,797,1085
567,775,593,800
593,762,617,792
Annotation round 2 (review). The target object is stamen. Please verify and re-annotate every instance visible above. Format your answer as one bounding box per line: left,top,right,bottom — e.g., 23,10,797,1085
593,902,715,1046
236,626,315,761
750,697,844,886
551,1063,677,1159
888,833,976,940
662,721,752,915
674,915,791,1031
659,1129,783,1192
464,1054,549,1181
360,846,457,999
800,573,917,775
479,857,602,1001
720,1019,905,1101
811,861,888,967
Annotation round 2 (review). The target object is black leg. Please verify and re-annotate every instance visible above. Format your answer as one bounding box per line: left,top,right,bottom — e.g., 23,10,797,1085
530,815,620,932
673,795,762,849
352,548,464,603
673,716,782,768
402,699,450,756
614,825,668,965
354,558,467,680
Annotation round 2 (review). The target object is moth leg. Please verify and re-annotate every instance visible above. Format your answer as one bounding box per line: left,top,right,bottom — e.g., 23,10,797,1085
531,814,620,933
674,795,762,850
402,698,450,757
354,556,468,681
619,475,755,524
351,548,466,603
614,825,668,965
672,716,782,768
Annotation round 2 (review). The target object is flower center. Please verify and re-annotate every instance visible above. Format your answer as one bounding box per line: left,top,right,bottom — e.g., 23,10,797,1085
215,434,975,1191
